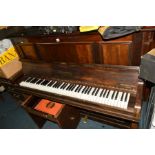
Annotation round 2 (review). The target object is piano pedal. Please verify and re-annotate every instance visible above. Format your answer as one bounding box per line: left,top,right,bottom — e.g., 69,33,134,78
82,115,88,123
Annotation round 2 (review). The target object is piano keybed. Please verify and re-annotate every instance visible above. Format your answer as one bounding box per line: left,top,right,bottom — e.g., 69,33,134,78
19,76,132,110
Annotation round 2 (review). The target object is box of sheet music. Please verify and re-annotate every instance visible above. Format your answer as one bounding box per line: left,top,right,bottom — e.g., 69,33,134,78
140,48,155,84
0,39,22,79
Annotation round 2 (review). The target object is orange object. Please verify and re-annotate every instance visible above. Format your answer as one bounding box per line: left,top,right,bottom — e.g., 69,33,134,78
34,99,63,116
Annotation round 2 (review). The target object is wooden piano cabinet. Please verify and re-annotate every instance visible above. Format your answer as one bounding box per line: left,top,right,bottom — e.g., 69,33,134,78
21,95,81,129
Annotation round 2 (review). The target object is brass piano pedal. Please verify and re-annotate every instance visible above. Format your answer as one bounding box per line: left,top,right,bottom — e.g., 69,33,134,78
82,115,88,124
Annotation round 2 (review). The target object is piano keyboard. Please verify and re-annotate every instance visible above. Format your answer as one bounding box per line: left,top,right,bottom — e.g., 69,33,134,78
19,77,130,109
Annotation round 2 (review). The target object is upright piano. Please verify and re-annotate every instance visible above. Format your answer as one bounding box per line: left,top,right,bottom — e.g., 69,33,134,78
0,40,145,129
1,29,152,128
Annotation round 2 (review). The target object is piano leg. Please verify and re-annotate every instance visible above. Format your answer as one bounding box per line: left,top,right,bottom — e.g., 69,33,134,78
56,105,81,129
130,122,138,129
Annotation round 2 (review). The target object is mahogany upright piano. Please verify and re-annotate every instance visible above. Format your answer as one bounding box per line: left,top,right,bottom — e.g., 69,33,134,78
0,35,145,128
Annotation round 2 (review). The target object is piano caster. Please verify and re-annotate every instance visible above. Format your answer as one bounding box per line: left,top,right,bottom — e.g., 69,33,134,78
82,115,88,124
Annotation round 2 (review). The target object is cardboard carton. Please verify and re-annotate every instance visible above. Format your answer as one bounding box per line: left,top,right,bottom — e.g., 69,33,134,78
0,40,22,79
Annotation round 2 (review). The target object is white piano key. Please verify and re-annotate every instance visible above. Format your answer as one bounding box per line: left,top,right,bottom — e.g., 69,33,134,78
86,87,95,102
110,91,117,106
100,89,109,105
106,90,114,106
120,92,126,108
115,92,123,108
98,89,106,104
103,90,110,105
123,93,130,109
79,86,86,99
96,88,103,102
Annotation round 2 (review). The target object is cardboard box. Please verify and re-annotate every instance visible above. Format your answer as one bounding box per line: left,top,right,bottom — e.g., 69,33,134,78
0,41,22,79
139,48,155,83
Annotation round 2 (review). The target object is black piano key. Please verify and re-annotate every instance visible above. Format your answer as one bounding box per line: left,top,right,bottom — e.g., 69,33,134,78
115,91,119,100
61,83,66,89
70,84,75,90
82,86,87,93
80,86,85,94
53,81,60,88
46,80,51,86
28,78,34,83
69,84,74,91
34,78,40,84
60,82,66,88
106,90,110,98
53,81,59,87
120,92,124,101
56,82,62,88
68,84,73,90
76,85,82,92
87,87,92,94
77,85,83,92
56,81,61,87
60,82,66,89
58,82,64,88
58,81,63,86
103,90,107,97
47,81,55,87
65,83,70,90
111,91,115,99
25,77,32,82
95,88,99,96
84,86,89,93
54,81,60,87
66,84,72,90
71,84,76,91
62,83,68,89
84,86,90,94
124,93,128,102
100,89,104,97
41,80,50,86
86,87,91,94
75,85,80,92
36,79,42,84
92,88,97,95
30,78,39,84
51,81,56,87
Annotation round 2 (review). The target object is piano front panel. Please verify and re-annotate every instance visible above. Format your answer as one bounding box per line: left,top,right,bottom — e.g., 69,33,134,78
100,42,132,65
17,42,101,64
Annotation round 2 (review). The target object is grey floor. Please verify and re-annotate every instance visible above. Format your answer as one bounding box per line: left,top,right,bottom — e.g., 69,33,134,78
0,92,146,129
